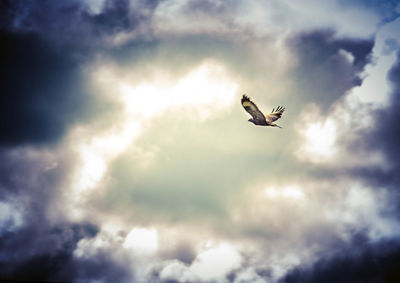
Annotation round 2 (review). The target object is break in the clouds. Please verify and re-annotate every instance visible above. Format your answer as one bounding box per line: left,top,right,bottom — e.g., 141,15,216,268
1,0,400,282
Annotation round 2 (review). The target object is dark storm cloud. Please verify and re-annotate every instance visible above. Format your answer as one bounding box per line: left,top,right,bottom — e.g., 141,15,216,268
0,0,162,147
350,51,400,212
0,149,62,200
281,237,400,283
0,148,99,281
0,148,133,282
73,252,134,283
0,206,131,283
0,32,93,146
90,0,137,35
371,51,400,165
0,221,132,282
287,30,373,110
0,0,160,41
0,222,97,281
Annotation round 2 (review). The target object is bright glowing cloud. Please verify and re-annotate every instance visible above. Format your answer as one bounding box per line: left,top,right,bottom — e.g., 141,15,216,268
64,61,238,220
190,243,242,281
158,243,242,282
303,119,337,157
120,62,238,120
123,227,159,255
297,113,337,163
264,186,305,201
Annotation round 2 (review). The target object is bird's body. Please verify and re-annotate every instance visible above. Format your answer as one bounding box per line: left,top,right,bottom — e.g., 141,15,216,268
241,95,285,128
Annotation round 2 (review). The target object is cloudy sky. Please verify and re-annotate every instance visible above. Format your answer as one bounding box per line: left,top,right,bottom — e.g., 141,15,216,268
1,0,400,282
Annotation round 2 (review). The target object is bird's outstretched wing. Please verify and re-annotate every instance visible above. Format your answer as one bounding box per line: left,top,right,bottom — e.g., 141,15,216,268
241,95,266,123
265,106,285,123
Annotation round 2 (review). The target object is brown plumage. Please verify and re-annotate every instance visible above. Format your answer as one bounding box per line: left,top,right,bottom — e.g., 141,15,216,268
241,94,285,128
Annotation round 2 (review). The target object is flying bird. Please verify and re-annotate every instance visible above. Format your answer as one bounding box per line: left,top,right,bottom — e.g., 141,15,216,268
241,94,285,128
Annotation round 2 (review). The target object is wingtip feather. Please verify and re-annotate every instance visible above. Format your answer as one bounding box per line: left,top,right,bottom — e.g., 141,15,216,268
241,94,252,104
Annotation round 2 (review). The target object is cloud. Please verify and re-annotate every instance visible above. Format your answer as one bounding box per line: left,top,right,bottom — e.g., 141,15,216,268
152,0,382,38
0,146,135,282
157,243,241,282
287,30,373,110
0,32,96,146
353,50,400,213
281,237,400,283
292,17,400,207
0,0,149,42
1,0,385,45
2,1,400,282
0,222,98,281
278,16,400,283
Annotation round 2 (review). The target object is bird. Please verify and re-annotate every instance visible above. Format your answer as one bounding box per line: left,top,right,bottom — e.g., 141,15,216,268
241,94,285,128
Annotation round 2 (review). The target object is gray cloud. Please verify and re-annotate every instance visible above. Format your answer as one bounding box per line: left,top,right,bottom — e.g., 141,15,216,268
1,0,150,42
0,146,136,282
287,30,373,110
0,32,96,146
349,51,400,214
276,26,400,283
281,236,400,283
0,222,98,281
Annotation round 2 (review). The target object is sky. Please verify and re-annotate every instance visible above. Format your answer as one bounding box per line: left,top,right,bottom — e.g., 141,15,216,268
1,0,400,282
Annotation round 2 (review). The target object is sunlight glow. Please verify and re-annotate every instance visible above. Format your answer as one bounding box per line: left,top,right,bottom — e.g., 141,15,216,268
300,118,337,161
121,62,238,120
264,186,305,200
66,61,238,219
124,228,159,255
